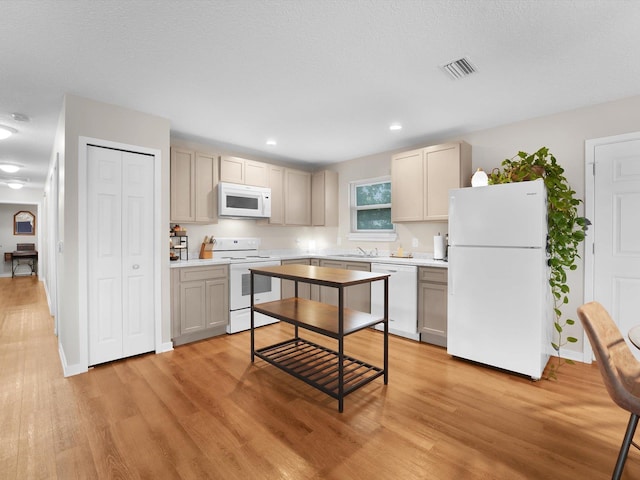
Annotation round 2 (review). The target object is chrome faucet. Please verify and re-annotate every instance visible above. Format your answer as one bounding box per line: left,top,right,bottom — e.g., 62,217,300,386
357,247,378,257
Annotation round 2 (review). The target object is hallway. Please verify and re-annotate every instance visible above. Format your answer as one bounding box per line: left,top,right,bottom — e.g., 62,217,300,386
1,276,63,477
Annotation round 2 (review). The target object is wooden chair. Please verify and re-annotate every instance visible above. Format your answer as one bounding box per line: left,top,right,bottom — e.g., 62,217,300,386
577,301,640,479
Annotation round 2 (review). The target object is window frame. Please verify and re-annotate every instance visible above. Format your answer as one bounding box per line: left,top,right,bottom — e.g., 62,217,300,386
347,176,397,242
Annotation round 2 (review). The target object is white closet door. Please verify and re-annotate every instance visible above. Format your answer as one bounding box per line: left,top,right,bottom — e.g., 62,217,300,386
88,146,154,365
121,151,155,357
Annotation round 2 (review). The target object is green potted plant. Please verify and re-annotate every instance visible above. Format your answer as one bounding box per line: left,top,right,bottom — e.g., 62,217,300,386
488,147,589,379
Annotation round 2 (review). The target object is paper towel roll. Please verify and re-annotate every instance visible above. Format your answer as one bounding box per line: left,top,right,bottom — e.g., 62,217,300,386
433,235,446,260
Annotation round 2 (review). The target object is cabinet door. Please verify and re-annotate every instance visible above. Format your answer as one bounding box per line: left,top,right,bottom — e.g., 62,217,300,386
318,260,345,306
180,281,207,334
244,159,269,187
318,260,370,312
418,282,447,347
170,148,195,222
344,261,371,313
310,259,320,300
280,259,311,299
285,169,311,225
205,277,229,329
391,149,424,222
425,144,460,221
260,165,284,225
219,156,245,184
312,170,338,226
194,152,218,223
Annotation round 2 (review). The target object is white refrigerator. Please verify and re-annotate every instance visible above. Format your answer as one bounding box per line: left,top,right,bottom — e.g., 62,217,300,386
447,179,553,379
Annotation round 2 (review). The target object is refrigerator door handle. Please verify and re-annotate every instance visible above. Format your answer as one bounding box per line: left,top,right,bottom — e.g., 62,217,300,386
448,196,455,243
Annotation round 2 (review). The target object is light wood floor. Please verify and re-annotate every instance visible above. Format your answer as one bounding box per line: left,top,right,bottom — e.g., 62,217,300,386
1,276,638,479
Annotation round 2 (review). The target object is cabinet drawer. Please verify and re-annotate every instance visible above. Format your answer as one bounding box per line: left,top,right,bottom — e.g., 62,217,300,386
180,265,228,282
419,267,447,283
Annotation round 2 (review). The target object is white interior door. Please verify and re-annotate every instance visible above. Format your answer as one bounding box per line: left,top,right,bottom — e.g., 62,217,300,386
592,138,640,359
88,145,154,365
121,151,155,357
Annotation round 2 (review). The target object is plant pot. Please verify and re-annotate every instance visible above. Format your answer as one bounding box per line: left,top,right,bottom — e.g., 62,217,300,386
510,165,545,181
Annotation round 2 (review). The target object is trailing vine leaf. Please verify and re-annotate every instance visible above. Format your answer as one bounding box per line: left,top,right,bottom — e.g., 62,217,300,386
488,147,590,380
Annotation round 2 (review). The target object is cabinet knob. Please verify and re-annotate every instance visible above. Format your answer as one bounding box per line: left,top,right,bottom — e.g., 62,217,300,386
132,264,140,270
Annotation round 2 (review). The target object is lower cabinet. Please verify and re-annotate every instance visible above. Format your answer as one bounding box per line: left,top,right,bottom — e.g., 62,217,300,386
310,258,320,300
171,265,229,346
418,267,448,347
280,258,312,300
319,259,371,312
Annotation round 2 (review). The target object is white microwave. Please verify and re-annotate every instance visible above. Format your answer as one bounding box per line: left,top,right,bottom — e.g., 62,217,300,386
218,182,272,218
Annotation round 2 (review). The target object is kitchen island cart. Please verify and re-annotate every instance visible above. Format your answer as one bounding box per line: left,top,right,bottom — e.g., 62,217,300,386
250,264,389,412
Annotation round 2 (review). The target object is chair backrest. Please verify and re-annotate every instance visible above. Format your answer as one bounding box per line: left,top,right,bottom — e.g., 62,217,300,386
577,302,640,415
16,243,35,251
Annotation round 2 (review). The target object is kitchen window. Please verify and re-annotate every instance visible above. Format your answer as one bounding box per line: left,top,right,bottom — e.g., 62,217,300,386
348,177,397,241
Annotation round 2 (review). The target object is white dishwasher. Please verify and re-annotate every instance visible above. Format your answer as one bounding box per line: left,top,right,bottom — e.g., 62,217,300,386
371,263,419,340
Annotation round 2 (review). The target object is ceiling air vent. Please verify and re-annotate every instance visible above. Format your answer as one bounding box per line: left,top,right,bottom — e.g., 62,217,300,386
441,57,477,80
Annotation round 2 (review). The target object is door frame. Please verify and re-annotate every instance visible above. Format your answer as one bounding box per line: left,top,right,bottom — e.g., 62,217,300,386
584,130,640,363
78,137,163,370
48,153,59,332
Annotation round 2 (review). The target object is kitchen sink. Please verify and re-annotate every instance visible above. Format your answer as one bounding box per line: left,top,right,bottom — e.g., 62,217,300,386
332,253,377,258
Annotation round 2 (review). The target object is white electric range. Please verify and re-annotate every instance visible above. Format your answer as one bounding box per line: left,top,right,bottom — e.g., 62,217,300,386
213,238,281,334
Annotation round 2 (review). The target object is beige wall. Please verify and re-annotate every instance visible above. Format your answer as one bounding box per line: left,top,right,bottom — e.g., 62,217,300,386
171,95,640,360
56,94,170,375
333,150,449,255
335,94,640,358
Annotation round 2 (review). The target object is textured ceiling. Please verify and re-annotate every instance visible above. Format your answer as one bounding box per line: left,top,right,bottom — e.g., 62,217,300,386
2,0,640,189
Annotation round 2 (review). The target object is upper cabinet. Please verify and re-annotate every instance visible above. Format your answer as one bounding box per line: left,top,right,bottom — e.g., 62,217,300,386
391,141,472,222
172,148,332,227
284,168,311,225
170,148,218,224
263,164,285,225
260,166,311,226
219,155,269,187
312,170,338,226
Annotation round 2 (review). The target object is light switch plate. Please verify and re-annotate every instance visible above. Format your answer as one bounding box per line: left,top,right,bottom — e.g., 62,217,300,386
412,238,419,247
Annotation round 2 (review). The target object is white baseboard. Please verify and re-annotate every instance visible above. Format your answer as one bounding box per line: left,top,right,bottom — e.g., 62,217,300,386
58,342,88,377
550,348,588,364
43,279,52,313
157,342,174,353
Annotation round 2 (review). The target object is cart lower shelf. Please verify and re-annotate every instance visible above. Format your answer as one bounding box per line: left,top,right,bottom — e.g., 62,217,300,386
255,337,385,400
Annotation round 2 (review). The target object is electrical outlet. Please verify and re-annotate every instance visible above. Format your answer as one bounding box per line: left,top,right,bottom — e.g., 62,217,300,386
412,238,419,248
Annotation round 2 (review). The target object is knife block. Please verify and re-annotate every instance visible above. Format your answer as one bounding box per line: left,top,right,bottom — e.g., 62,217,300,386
199,243,213,259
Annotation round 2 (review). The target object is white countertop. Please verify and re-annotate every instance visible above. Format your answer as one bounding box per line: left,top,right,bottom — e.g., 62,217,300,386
169,253,448,269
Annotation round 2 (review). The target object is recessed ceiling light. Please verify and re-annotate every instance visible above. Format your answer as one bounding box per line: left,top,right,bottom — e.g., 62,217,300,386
389,123,402,131
0,163,21,173
266,139,277,146
0,125,17,140
7,181,24,190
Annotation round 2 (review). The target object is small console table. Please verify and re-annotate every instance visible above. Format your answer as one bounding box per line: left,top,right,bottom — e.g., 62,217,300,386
249,264,390,412
5,243,38,277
